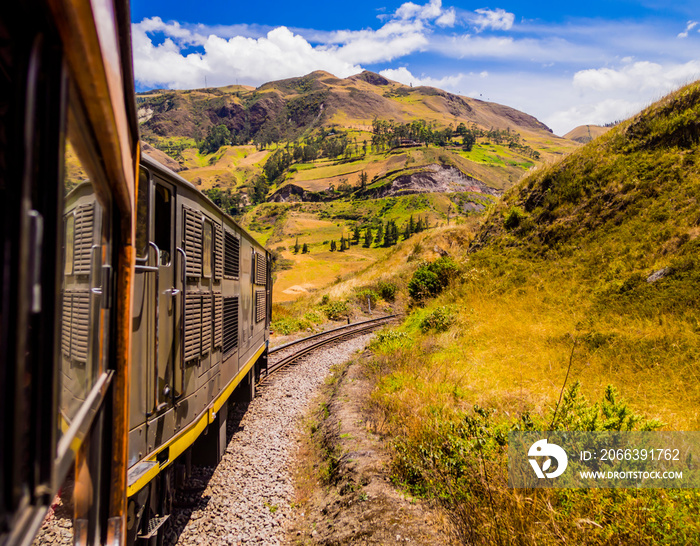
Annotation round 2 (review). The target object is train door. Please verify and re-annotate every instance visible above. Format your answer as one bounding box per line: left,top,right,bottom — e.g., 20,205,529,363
152,178,179,412
131,174,179,427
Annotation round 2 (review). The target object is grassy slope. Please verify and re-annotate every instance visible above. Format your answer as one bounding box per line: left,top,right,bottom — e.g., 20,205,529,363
242,194,485,301
362,81,700,543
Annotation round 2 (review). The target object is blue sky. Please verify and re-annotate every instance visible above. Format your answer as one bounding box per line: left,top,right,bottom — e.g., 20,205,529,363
130,1,700,135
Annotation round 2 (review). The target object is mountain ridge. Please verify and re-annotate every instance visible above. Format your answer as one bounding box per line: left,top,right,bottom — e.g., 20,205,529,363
137,70,557,145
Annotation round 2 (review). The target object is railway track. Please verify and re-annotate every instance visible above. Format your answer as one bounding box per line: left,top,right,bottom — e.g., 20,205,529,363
166,323,393,545
263,314,398,380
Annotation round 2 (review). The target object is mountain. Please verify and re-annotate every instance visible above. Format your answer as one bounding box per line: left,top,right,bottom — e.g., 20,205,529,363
137,70,554,144
138,71,577,199
563,124,611,143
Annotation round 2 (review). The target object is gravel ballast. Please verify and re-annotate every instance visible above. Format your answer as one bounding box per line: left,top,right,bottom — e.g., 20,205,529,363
170,334,374,546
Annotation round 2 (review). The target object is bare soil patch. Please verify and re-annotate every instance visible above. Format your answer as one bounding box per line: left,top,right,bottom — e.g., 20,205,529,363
286,352,457,545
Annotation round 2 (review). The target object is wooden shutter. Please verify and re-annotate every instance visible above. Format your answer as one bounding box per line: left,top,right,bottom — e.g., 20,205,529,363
71,292,90,362
61,292,72,358
62,291,91,362
254,252,266,285
255,290,266,323
223,296,238,354
184,207,202,277
214,293,223,349
214,223,224,280
184,293,201,361
224,231,239,278
74,203,94,275
201,293,212,355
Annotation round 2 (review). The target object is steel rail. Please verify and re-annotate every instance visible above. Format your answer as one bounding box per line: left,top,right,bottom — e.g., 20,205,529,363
261,314,398,381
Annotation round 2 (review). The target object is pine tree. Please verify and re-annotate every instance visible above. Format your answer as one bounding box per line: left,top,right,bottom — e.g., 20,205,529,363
384,220,398,247
294,236,300,254
374,222,383,244
409,215,415,234
363,228,372,248
359,171,368,191
352,224,361,244
302,243,309,254
339,236,346,252
330,240,337,251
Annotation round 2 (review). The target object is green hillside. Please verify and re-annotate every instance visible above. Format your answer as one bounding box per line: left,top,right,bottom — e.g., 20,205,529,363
138,70,576,196
353,81,700,543
138,71,581,301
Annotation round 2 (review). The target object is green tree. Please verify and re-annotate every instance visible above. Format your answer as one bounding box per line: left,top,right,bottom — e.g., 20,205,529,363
302,243,309,254
359,171,368,191
330,240,337,252
249,174,269,205
462,131,476,152
352,224,361,244
199,124,231,154
294,237,300,254
363,228,372,248
374,222,384,244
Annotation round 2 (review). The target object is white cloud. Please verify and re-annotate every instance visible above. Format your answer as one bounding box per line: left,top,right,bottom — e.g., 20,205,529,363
132,1,466,89
574,60,700,93
678,20,698,39
436,8,457,28
132,21,363,89
545,98,643,135
471,8,515,32
395,0,445,22
321,21,430,64
379,66,486,92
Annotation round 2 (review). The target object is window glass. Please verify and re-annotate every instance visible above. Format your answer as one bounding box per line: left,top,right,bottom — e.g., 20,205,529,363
57,104,110,437
202,220,212,278
136,168,149,259
154,183,171,265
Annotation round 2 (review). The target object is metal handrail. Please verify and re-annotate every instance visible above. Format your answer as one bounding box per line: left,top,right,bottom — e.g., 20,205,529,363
145,242,162,416
174,247,187,403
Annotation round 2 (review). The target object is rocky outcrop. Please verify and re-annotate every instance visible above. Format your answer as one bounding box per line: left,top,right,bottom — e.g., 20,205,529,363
269,184,331,203
371,164,501,198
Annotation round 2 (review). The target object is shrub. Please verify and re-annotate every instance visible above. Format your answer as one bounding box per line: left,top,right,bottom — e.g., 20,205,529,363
376,281,397,302
504,206,526,229
408,256,459,301
271,317,311,336
408,268,440,301
370,329,411,351
303,311,323,324
320,300,348,320
419,306,456,333
356,288,379,307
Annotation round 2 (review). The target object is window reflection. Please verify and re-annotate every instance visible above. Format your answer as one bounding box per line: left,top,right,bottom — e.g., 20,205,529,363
136,168,149,260
154,183,171,265
57,108,107,442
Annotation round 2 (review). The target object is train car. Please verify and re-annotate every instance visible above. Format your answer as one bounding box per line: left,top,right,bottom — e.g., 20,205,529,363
125,155,272,543
0,0,139,545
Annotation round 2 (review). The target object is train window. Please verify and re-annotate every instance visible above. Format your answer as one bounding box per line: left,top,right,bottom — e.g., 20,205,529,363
56,94,113,475
135,168,149,259
154,184,171,265
202,220,213,278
